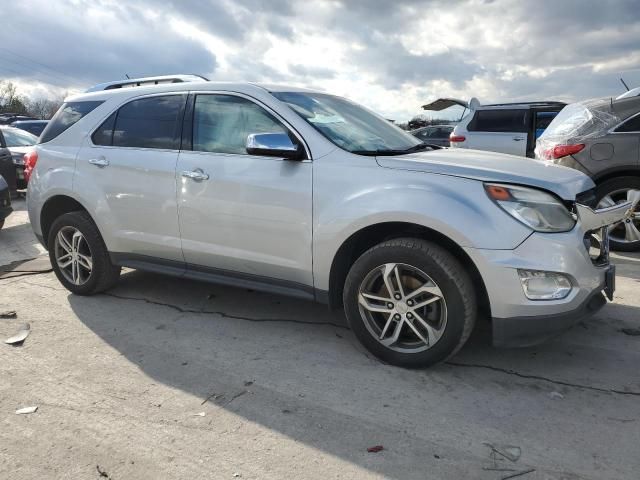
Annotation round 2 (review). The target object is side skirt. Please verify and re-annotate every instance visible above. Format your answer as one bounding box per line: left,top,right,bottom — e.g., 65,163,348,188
109,252,328,303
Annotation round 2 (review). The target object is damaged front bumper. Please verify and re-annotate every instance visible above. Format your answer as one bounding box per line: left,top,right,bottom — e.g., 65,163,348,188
466,199,633,347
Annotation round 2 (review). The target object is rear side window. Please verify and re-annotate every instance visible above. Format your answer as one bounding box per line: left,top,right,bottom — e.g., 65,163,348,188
39,101,103,143
615,113,640,133
92,95,185,149
468,109,527,133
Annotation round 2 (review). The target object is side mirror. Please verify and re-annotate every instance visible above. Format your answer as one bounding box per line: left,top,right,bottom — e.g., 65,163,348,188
246,132,304,160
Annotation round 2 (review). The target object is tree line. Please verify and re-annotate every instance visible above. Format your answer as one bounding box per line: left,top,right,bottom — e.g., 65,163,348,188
0,81,64,120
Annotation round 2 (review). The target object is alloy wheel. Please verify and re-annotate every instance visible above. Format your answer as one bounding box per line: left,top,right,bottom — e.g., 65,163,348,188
597,189,640,244
357,263,447,353
54,226,93,286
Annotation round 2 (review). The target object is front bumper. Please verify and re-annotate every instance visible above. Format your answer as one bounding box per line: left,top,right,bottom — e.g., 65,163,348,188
465,201,631,347
493,289,606,347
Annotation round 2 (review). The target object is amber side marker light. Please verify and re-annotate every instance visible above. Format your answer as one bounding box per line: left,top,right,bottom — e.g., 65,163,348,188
485,184,511,201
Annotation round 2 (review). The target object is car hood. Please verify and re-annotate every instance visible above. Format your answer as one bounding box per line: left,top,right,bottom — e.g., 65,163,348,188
376,148,595,200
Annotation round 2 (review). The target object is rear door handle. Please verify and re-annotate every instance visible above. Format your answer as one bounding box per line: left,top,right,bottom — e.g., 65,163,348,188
181,168,210,181
512,137,525,142
88,157,109,168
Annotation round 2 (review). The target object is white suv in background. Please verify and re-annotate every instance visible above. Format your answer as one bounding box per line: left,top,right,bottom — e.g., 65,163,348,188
421,98,565,157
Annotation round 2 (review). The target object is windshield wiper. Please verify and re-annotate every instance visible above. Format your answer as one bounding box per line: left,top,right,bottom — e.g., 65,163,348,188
351,143,440,156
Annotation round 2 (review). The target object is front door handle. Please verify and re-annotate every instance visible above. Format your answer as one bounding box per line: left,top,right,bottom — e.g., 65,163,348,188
512,137,525,142
181,168,210,181
88,157,109,168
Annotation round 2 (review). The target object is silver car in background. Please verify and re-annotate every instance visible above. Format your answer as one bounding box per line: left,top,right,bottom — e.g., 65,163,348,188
26,77,632,367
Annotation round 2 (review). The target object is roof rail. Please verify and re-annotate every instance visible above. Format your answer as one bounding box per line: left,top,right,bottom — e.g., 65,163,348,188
483,101,566,107
85,74,209,93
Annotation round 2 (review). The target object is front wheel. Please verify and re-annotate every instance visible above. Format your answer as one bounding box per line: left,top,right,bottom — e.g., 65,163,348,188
48,211,121,295
343,238,476,368
596,177,640,252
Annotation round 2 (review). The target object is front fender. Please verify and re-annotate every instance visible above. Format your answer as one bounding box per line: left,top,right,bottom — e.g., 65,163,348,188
312,171,531,291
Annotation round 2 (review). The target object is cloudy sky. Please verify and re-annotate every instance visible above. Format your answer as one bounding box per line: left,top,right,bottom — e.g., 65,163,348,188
1,0,639,122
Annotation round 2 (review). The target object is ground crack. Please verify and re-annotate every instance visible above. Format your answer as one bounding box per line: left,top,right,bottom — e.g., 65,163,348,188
101,292,349,329
0,269,52,280
446,361,640,396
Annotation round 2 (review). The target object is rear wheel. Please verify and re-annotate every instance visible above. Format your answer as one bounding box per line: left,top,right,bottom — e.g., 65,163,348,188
343,238,476,368
48,211,120,295
595,177,640,252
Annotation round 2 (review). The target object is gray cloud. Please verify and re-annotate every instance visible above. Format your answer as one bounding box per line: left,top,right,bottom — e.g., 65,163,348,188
1,0,639,119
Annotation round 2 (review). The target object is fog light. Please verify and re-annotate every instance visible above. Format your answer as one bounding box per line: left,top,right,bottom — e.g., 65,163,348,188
517,270,572,300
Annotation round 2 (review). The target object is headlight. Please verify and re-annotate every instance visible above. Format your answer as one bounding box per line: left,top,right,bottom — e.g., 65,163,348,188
484,183,576,232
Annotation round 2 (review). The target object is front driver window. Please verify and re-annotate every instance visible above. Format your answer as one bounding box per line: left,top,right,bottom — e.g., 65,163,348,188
193,95,287,155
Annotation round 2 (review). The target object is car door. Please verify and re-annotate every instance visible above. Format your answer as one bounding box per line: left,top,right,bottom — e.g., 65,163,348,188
176,92,313,289
466,109,527,156
74,93,187,262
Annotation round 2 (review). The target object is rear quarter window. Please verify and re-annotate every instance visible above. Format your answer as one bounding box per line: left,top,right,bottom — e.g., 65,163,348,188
468,109,527,133
39,101,103,144
615,113,640,133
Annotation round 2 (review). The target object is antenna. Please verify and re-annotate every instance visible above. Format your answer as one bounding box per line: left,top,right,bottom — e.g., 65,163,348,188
125,74,130,79
620,77,630,91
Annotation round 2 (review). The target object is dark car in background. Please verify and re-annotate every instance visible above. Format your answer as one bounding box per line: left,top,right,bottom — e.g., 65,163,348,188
0,131,17,196
0,113,37,125
11,119,49,137
0,126,37,191
536,93,640,251
410,125,454,147
0,175,12,229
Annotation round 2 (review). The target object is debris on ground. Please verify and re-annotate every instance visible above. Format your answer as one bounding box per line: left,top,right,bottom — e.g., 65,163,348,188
244,380,254,387
549,391,564,399
15,406,38,415
227,390,248,405
367,445,384,453
500,468,536,479
484,444,521,462
192,412,206,417
4,323,31,345
483,443,534,479
232,473,241,478
96,465,111,479
0,310,17,319
620,328,640,336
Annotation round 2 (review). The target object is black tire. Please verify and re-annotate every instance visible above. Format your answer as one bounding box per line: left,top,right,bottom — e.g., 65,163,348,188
48,211,120,295
595,177,640,252
343,238,476,368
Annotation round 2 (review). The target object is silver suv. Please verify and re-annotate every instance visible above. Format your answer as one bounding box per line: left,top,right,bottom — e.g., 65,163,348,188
27,77,632,367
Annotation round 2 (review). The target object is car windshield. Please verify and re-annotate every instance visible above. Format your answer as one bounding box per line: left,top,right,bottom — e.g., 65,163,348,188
272,91,423,155
2,127,37,147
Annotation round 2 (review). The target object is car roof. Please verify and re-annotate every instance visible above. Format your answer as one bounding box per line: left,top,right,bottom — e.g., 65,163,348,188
477,101,566,110
68,80,324,103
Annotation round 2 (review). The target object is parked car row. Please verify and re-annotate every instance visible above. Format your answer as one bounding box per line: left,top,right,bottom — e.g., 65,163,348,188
0,126,38,193
24,75,634,368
